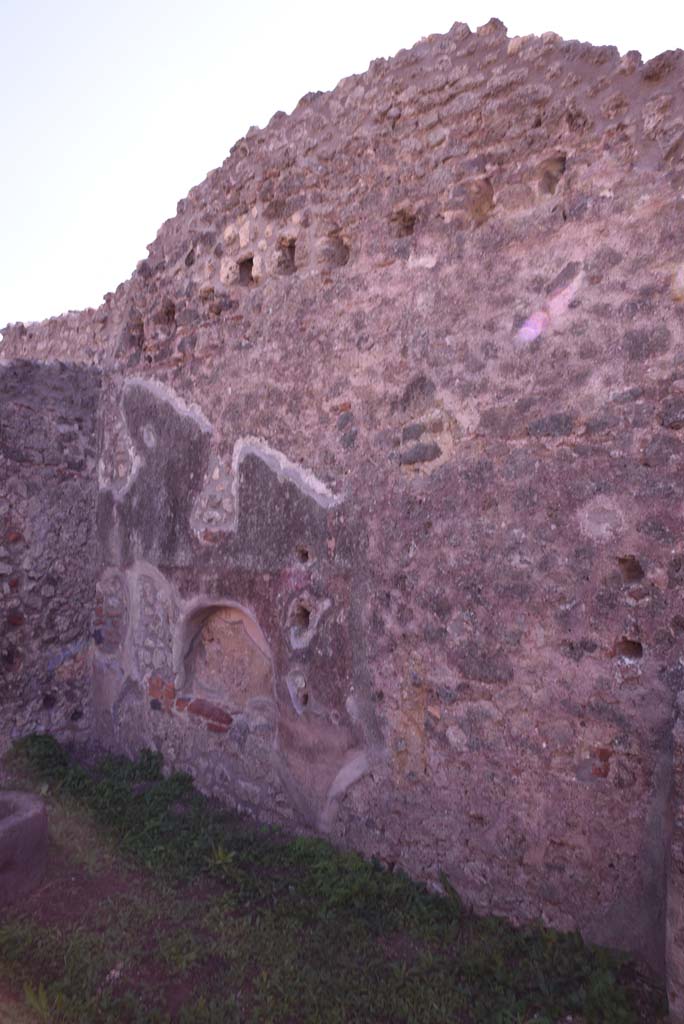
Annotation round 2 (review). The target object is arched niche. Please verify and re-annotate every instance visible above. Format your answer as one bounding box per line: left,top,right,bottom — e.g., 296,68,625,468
179,602,273,712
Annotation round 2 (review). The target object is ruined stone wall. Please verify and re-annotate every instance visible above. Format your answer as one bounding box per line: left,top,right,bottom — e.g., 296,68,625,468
0,361,101,751
3,16,684,997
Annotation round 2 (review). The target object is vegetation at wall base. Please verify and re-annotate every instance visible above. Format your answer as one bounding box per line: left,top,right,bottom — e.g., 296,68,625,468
0,734,667,1024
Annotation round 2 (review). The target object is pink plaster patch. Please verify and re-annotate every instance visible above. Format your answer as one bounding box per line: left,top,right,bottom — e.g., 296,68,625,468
515,272,582,345
515,310,549,343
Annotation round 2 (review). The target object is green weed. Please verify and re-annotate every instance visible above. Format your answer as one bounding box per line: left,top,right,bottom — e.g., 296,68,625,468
0,733,667,1024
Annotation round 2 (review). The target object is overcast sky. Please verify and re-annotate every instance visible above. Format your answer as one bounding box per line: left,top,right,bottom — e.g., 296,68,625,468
1,0,682,330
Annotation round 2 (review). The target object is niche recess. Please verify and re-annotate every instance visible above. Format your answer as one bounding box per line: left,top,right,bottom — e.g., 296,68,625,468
238,257,255,285
287,591,330,650
277,238,297,275
537,153,567,195
182,604,273,711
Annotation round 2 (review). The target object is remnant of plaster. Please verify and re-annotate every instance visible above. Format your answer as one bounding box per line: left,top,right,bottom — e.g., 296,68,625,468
515,268,583,345
191,435,341,539
576,496,627,542
99,450,142,497
124,377,213,434
286,671,308,715
319,749,370,832
231,438,340,509
117,562,175,682
287,592,332,650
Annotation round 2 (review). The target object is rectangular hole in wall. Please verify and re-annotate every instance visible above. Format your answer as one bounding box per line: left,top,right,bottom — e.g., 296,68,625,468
238,257,254,286
277,239,296,275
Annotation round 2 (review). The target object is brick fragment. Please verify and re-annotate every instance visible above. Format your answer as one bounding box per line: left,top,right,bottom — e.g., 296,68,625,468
187,698,233,727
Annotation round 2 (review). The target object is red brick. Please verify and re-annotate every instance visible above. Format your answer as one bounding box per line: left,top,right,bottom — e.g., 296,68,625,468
148,676,164,699
187,698,232,727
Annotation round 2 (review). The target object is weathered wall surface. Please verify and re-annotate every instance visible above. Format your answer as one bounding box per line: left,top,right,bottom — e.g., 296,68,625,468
92,374,380,832
668,698,684,1017
3,16,684,1004
0,361,101,751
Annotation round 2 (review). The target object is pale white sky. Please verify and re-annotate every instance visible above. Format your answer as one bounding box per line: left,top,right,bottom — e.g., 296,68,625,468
1,0,681,330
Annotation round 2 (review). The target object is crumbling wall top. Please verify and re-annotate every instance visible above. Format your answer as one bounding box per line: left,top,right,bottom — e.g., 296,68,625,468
2,18,682,365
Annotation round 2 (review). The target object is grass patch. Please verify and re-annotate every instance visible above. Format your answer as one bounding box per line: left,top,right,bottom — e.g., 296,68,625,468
0,734,667,1024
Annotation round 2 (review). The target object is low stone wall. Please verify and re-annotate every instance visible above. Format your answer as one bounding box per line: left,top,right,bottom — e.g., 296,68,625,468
0,360,101,751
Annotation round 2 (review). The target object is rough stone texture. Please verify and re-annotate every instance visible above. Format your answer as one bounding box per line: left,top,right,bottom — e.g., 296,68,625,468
0,791,48,905
91,375,380,830
2,17,684,1015
668,696,684,1018
0,361,101,749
